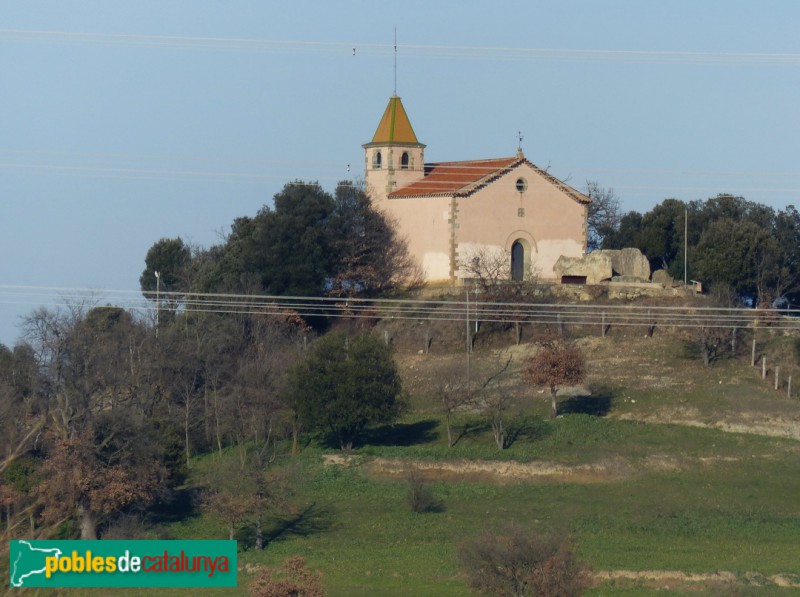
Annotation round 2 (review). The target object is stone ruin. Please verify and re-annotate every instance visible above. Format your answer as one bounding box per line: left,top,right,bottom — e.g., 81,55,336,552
553,248,651,285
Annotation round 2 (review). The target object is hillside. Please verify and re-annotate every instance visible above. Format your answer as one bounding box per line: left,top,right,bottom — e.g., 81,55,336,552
102,322,800,597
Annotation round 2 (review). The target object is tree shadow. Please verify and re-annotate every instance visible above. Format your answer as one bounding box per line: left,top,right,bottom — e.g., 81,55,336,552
559,387,614,416
260,502,333,545
360,419,440,447
450,416,552,449
505,417,553,447
451,418,490,447
146,487,203,525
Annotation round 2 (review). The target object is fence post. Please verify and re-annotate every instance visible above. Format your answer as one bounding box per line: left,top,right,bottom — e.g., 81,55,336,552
557,314,564,337
762,356,767,380
789,375,793,399
775,366,780,391
601,312,606,337
731,327,737,353
752,337,757,366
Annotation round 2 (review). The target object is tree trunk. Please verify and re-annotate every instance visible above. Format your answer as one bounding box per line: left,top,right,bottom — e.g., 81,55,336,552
550,387,558,419
701,346,711,367
445,413,453,448
492,417,505,450
255,515,264,550
184,397,191,468
77,502,98,540
291,424,299,457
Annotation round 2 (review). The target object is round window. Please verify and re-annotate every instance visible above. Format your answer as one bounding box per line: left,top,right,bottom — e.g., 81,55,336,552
515,177,527,192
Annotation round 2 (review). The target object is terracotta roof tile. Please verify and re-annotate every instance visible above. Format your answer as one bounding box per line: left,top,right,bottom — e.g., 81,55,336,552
387,157,590,205
388,157,518,198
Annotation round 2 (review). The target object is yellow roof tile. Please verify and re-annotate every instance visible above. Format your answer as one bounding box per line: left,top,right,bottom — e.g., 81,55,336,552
371,96,420,145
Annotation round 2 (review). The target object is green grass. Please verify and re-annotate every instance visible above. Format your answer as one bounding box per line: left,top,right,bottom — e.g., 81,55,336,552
58,332,800,596
62,416,800,596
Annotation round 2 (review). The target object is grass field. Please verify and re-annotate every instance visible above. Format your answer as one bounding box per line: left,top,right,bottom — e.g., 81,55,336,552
64,331,800,596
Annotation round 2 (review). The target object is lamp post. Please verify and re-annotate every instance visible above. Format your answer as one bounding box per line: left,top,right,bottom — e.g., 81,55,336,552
154,270,161,337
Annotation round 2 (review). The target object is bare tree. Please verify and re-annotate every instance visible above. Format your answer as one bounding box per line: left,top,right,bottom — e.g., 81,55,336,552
585,181,621,252
525,339,586,419
434,363,474,448
683,325,735,367
460,247,546,345
474,357,515,450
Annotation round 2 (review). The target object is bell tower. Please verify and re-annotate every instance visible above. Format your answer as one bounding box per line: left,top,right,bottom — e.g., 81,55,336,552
363,96,425,202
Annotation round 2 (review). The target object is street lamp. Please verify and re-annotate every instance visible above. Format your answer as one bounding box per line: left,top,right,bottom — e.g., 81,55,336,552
154,270,161,337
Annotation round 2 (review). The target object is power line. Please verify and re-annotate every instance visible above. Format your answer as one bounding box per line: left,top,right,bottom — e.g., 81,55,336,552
3,29,800,66
5,156,800,198
1,285,798,333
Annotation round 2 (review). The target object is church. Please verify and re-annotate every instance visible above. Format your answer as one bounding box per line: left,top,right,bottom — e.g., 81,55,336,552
364,96,590,285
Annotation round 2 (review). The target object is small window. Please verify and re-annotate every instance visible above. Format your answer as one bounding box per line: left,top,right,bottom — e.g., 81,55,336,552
515,177,527,192
401,152,410,169
517,208,525,217
373,151,382,169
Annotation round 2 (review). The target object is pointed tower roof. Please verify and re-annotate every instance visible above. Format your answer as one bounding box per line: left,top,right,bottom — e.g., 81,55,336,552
365,96,424,147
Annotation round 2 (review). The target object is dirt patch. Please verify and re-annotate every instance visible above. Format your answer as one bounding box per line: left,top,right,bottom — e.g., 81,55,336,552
596,569,800,590
324,453,741,483
364,456,625,484
321,453,359,467
616,409,800,441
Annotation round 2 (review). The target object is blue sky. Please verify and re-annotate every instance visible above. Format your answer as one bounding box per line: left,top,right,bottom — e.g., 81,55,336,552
2,1,800,345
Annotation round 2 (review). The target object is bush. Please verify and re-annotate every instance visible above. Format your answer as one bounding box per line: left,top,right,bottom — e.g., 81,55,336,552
406,470,442,513
458,526,591,596
249,556,326,597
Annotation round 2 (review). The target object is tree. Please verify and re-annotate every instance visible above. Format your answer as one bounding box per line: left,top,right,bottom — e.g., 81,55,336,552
328,181,421,297
473,357,515,450
19,305,169,539
459,526,591,597
434,366,472,449
692,218,785,306
36,421,165,540
686,325,735,367
140,237,191,306
459,246,545,344
585,181,621,252
525,340,586,419
288,332,403,450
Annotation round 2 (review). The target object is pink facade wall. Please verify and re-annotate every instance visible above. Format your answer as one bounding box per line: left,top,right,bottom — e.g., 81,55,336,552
366,157,587,284
454,165,587,280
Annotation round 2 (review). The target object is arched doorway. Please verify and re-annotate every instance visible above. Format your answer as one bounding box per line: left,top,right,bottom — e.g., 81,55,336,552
511,240,525,281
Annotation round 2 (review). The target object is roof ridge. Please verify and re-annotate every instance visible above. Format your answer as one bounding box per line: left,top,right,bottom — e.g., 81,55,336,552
389,156,590,205
427,157,518,166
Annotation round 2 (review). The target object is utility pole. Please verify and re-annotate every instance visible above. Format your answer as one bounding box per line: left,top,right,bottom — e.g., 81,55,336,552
684,208,688,287
474,281,479,334
154,270,161,338
466,288,471,395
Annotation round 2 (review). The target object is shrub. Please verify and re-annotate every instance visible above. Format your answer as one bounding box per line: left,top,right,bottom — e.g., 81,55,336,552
458,526,591,596
249,556,326,597
406,470,442,513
